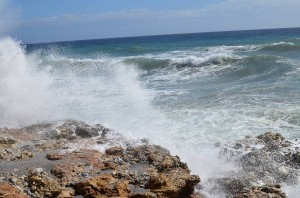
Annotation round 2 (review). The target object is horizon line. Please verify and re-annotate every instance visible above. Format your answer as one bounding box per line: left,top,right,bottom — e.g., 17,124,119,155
26,26,300,45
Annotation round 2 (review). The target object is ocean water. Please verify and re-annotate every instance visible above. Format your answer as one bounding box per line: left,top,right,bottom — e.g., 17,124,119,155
1,28,300,196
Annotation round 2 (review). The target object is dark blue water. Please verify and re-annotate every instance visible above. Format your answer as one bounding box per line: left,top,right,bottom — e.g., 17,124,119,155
26,27,300,56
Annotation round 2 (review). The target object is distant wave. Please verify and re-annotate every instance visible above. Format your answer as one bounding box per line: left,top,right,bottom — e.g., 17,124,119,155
261,42,300,51
169,54,241,67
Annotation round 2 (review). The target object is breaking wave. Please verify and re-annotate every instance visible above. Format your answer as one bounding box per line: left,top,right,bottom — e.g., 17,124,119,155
0,38,52,127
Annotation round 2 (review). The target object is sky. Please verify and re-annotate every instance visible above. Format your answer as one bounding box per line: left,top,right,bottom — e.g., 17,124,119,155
2,0,300,43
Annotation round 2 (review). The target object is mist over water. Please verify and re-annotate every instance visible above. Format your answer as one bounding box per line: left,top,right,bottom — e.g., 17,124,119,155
1,28,300,196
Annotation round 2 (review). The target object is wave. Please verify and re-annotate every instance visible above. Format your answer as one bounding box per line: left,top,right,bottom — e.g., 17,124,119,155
169,54,241,67
0,38,52,127
261,42,300,51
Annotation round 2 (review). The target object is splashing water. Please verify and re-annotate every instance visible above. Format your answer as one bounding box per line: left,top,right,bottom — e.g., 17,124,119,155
1,28,300,196
0,38,52,127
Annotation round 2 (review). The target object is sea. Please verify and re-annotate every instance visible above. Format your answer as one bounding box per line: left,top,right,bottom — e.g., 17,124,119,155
1,28,300,197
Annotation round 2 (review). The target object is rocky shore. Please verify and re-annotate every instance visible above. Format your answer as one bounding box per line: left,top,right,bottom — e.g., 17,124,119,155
0,120,299,197
0,120,200,198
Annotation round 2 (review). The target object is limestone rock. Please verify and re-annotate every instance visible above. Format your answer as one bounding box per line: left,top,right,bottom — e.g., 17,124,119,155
234,184,287,198
105,146,124,155
27,169,62,197
0,183,29,198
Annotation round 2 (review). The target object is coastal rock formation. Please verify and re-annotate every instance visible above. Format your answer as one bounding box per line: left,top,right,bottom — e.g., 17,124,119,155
234,184,287,198
2,120,299,198
210,131,299,197
0,183,29,198
0,120,200,198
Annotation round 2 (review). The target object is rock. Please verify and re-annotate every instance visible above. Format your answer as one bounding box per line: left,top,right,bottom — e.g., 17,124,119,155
9,177,18,184
57,190,74,198
210,177,245,196
31,168,44,175
0,137,17,146
0,120,200,198
75,174,130,197
234,184,287,198
27,169,62,197
15,151,33,160
75,126,99,138
0,183,29,198
105,146,124,155
211,131,300,196
46,153,65,160
278,166,289,175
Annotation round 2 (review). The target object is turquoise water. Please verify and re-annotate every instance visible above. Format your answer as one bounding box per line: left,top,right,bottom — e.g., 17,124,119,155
1,28,300,197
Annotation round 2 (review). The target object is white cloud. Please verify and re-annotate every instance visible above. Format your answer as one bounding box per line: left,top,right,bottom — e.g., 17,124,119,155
16,0,300,42
24,0,300,29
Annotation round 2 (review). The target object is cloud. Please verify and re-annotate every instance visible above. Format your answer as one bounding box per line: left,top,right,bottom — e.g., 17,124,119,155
24,9,201,25
16,0,300,42
23,0,300,29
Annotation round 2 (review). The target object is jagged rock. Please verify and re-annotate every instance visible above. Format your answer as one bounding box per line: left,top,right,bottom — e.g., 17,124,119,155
75,126,99,138
0,183,29,198
14,151,33,160
75,174,130,197
234,184,287,198
27,168,62,197
46,153,65,160
57,190,74,198
0,120,200,198
0,137,17,146
212,177,246,196
213,131,300,197
105,146,124,155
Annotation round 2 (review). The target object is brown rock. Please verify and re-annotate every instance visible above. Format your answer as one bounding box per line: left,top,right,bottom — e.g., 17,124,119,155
0,183,29,198
75,174,130,197
57,190,75,198
105,146,124,155
0,137,17,147
27,170,62,197
46,153,65,160
234,184,287,198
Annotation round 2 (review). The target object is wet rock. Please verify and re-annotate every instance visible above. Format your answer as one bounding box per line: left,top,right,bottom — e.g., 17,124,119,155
105,146,124,155
0,183,29,198
212,177,245,196
27,168,62,197
14,151,33,160
210,131,300,197
75,126,99,138
234,184,287,198
0,137,17,146
0,120,200,198
46,153,65,160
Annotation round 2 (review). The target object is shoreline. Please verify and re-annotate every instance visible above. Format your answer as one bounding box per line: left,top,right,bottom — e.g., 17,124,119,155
1,120,298,197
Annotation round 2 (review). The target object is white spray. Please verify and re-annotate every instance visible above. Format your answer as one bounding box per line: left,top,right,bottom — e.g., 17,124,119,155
0,38,52,127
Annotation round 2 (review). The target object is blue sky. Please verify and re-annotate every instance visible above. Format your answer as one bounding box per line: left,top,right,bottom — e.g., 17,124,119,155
2,0,300,43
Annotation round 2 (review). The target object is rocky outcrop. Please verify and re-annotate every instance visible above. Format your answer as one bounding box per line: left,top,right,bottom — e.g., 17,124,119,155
0,183,29,198
0,120,200,198
234,184,287,198
210,131,299,197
